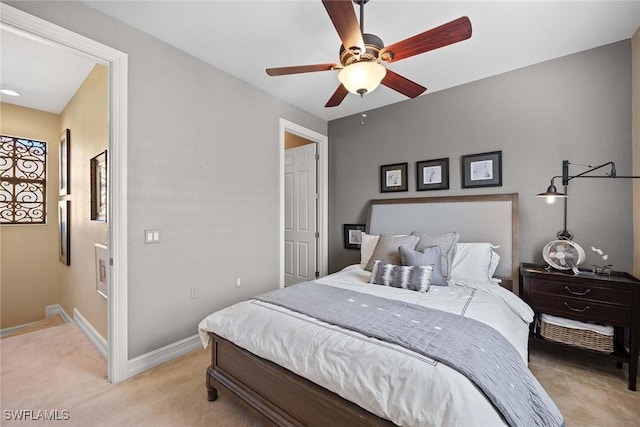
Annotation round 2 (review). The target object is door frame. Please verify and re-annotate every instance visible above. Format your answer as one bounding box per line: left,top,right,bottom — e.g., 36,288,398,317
279,119,328,287
1,4,129,383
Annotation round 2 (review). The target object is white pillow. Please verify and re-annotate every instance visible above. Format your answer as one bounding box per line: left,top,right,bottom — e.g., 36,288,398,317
360,232,379,266
450,243,500,282
489,250,500,278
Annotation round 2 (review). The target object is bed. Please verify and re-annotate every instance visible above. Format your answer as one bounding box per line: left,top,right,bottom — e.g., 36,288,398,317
199,194,563,426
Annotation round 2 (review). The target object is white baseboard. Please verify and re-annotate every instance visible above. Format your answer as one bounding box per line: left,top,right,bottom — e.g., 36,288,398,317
0,305,72,337
127,334,203,378
0,321,39,337
46,304,73,324
73,308,108,359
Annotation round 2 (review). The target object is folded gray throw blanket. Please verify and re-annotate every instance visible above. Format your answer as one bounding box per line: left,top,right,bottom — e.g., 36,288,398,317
255,282,564,427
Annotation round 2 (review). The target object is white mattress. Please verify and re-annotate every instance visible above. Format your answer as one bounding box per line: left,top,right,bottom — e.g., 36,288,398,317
199,265,534,427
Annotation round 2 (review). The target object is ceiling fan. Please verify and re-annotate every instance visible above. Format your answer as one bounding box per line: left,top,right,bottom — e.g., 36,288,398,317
266,0,472,108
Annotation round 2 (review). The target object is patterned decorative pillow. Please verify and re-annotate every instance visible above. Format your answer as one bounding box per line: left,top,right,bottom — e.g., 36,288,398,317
364,233,419,271
369,261,433,293
398,245,447,286
411,231,460,278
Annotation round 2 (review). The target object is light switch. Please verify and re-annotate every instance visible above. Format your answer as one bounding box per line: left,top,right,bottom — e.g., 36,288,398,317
144,229,160,244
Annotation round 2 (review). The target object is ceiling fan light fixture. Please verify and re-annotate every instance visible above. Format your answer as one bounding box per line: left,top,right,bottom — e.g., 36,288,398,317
338,61,386,95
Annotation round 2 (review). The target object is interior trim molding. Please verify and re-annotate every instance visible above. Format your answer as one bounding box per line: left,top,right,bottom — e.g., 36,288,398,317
45,304,73,324
279,119,329,287
0,305,72,337
74,308,108,359
0,322,39,337
0,3,129,383
127,334,202,378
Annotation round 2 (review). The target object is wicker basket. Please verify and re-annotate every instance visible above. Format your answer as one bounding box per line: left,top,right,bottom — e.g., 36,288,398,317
540,316,614,353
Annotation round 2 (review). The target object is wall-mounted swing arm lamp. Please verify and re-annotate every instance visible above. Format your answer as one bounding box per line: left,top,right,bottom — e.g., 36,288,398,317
536,160,640,240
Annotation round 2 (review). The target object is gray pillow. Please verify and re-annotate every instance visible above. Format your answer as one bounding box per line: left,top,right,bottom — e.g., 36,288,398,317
369,261,432,293
364,234,419,271
398,245,447,286
411,231,460,277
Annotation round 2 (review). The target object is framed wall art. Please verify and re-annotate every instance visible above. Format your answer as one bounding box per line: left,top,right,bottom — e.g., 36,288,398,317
380,162,408,193
58,200,70,265
343,224,366,249
461,151,502,188
416,158,449,191
59,129,70,196
95,243,108,299
90,150,107,222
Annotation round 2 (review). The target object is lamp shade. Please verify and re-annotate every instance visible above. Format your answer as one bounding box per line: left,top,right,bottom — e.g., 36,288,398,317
338,62,387,95
536,183,567,205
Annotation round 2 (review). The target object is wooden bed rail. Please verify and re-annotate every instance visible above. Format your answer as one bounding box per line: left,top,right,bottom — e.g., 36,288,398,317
206,333,396,426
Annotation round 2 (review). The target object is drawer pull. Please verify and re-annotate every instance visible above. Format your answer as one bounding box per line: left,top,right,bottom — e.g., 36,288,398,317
564,286,591,296
564,302,590,312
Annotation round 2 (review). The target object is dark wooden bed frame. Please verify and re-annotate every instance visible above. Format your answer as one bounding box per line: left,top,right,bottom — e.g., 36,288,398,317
205,194,519,425
206,333,394,426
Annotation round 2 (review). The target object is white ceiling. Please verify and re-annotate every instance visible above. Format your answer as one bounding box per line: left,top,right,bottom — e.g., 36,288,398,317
0,28,96,114
2,1,640,120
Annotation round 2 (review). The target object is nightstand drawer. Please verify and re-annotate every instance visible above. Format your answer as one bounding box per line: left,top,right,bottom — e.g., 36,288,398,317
532,295,632,325
530,279,632,307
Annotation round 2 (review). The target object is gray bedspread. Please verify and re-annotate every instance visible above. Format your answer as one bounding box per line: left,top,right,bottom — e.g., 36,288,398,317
255,281,564,427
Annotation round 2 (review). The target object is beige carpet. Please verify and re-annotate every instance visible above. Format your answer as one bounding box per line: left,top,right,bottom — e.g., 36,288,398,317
529,340,640,427
0,323,261,426
1,323,638,426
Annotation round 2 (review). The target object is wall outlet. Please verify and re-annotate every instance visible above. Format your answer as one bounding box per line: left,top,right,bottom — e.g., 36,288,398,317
190,287,198,299
235,278,241,288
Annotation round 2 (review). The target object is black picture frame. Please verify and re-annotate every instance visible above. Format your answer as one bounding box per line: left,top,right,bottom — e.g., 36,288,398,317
343,224,366,249
416,158,449,191
461,151,502,188
59,129,70,196
90,150,107,222
380,162,408,193
58,200,70,265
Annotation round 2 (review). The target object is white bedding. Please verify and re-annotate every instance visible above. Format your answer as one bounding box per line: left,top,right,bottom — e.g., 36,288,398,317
198,264,534,427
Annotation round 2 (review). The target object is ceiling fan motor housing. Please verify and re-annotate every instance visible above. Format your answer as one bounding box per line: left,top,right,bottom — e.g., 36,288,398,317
340,33,385,65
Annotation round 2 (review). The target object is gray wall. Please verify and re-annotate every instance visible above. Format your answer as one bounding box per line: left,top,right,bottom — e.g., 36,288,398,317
10,1,326,358
329,41,633,277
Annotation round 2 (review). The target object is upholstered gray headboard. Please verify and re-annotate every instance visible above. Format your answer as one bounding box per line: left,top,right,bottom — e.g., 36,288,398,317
366,194,519,293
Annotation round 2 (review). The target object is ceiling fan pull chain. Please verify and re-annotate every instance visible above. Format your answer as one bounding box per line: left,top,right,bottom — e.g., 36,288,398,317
360,95,367,126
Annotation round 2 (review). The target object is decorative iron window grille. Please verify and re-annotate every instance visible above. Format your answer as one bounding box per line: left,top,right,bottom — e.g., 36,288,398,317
0,135,47,224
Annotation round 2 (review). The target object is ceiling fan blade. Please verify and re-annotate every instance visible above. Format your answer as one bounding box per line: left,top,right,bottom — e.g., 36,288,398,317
325,84,349,107
266,63,340,76
381,16,472,63
322,0,365,53
381,70,427,98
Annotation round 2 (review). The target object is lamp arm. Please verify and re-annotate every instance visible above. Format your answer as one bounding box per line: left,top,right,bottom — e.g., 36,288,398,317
549,175,563,185
562,161,617,185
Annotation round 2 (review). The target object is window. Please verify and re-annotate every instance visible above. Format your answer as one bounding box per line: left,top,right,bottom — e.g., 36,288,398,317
0,135,47,224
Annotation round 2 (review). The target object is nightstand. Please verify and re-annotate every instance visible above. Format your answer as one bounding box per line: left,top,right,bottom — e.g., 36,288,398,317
521,262,640,391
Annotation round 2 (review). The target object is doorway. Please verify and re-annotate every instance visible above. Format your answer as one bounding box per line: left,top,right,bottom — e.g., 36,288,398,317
1,4,129,383
284,137,317,286
279,119,328,288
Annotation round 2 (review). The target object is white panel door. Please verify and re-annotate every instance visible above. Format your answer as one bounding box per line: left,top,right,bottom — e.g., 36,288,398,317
284,143,317,286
